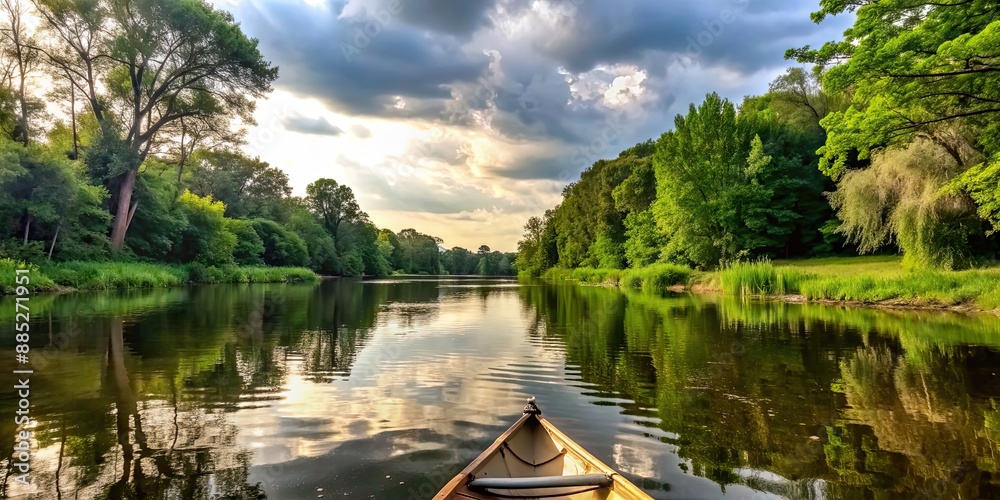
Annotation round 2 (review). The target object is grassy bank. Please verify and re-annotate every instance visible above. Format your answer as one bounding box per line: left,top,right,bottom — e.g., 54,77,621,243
543,263,692,290
0,259,318,295
540,256,1000,312
709,257,1000,311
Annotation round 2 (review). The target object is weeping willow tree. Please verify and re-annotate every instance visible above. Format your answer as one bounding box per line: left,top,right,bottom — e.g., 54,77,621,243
829,138,982,270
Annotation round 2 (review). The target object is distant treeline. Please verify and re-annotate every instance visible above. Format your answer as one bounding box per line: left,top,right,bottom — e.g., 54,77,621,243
0,0,512,277
517,1,1000,275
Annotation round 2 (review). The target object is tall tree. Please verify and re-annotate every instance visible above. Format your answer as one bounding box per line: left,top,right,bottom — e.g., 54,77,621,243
0,0,37,145
32,0,278,252
788,0,999,267
187,150,291,220
652,93,810,267
788,0,998,178
305,178,363,247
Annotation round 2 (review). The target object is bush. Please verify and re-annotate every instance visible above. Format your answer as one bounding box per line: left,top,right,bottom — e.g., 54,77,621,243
251,219,310,267
0,239,46,264
175,191,236,266
0,258,57,294
226,219,264,266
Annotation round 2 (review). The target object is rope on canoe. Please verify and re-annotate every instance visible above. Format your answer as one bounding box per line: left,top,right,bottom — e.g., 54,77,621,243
501,441,566,467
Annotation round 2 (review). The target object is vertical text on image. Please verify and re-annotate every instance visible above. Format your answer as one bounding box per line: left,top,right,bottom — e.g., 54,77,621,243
12,268,32,486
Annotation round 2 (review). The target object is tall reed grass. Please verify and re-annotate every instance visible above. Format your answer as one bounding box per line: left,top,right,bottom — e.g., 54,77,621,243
621,263,692,293
717,260,812,297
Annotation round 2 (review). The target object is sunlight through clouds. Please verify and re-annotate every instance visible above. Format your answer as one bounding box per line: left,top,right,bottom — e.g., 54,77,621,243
211,0,853,250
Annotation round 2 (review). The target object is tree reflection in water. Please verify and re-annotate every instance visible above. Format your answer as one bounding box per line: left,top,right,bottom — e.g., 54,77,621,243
1,279,999,498
519,284,1000,498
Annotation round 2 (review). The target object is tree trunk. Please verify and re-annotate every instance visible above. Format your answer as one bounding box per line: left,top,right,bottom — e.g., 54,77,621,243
70,82,78,160
110,169,138,252
48,222,61,260
108,318,134,497
18,74,28,146
22,214,31,244
176,118,187,186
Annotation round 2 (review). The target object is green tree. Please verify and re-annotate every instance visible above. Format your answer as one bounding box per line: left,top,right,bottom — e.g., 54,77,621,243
515,216,550,276
175,191,236,266
652,93,815,267
34,0,278,251
788,0,999,179
306,178,363,246
788,1,1000,266
287,201,341,274
0,0,40,146
0,139,109,261
397,229,442,274
123,171,188,261
187,151,292,220
832,139,979,270
622,209,661,267
250,219,309,268
226,219,264,266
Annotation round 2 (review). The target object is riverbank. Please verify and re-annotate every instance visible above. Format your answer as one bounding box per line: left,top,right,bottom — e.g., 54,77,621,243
0,259,318,295
540,256,1000,314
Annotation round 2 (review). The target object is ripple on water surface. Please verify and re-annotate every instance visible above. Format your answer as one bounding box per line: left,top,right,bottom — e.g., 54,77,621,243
3,277,999,498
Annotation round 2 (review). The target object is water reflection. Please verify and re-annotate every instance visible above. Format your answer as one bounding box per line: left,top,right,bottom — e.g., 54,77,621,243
0,278,999,498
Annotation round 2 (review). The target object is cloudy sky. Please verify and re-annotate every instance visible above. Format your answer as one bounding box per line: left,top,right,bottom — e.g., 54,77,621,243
209,0,851,251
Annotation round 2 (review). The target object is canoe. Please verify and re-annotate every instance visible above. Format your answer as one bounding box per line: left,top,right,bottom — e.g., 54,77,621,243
434,398,653,500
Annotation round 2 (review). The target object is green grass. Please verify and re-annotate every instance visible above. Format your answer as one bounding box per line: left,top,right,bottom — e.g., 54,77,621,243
706,256,1000,310
717,260,813,296
543,267,624,285
46,261,190,289
543,256,1000,311
621,263,692,293
0,258,58,295
543,263,691,294
772,255,905,277
799,268,1000,309
572,267,624,285
0,260,319,295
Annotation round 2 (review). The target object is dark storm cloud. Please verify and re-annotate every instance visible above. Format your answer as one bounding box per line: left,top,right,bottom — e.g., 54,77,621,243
391,0,497,37
233,1,486,117
533,0,850,73
283,114,344,135
224,0,851,188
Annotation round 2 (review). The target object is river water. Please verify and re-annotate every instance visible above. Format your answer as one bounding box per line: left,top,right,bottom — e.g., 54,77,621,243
2,277,1000,499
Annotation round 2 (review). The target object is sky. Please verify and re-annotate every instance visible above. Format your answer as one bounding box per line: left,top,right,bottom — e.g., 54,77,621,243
208,0,852,252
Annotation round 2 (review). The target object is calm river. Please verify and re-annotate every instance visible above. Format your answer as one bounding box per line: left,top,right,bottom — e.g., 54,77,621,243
2,277,1000,498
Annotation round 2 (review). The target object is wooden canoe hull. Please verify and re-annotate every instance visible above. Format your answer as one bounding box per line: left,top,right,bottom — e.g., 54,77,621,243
434,411,652,500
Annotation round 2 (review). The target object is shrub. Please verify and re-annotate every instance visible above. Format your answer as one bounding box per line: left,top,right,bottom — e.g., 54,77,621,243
0,258,57,294
251,219,310,267
226,219,264,266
